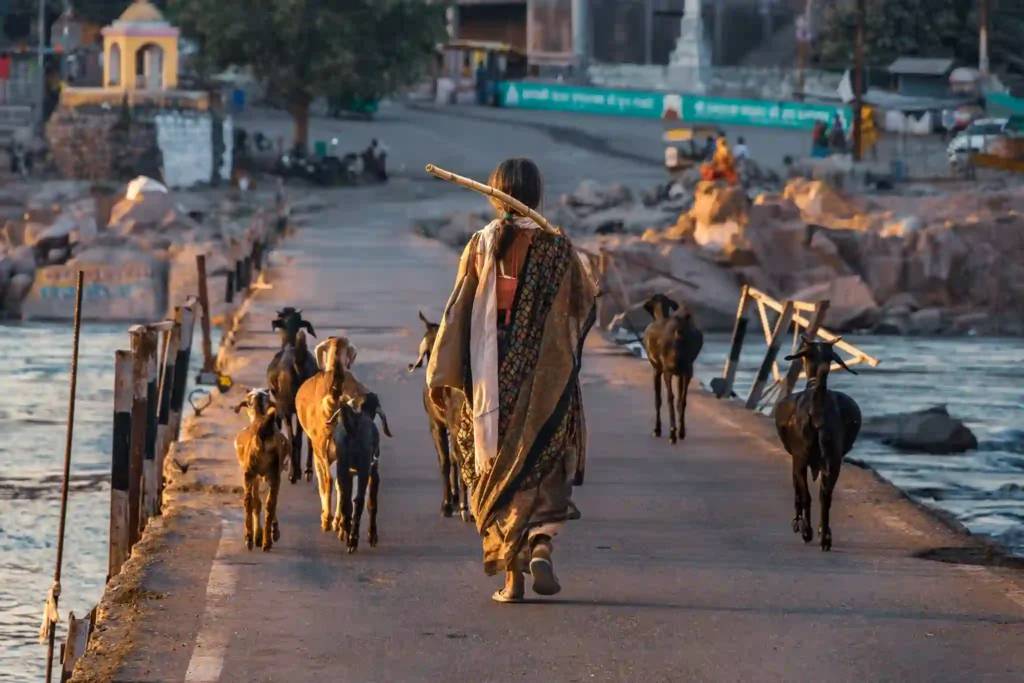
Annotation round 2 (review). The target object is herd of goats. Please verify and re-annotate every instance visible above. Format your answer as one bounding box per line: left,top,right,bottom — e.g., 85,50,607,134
232,295,862,557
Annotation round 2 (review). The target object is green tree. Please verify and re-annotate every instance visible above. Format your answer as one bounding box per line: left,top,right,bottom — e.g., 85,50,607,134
171,0,444,149
815,0,1024,70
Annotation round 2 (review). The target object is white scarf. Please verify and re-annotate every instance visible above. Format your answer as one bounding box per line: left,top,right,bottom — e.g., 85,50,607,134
469,217,540,474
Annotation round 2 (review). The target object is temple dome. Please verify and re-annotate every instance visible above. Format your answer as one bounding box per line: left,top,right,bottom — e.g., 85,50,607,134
118,1,167,24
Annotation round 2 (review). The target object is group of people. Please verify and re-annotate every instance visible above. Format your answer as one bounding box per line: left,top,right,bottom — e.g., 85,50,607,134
700,131,747,185
812,113,849,158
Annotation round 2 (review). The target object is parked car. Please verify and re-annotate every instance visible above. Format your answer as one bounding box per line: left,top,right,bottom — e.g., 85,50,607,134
947,118,1008,158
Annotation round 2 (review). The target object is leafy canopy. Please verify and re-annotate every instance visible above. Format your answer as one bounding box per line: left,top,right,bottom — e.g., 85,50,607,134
815,0,1024,69
170,0,444,105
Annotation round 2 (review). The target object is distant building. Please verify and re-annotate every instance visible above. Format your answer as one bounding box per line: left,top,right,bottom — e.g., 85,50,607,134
888,57,955,99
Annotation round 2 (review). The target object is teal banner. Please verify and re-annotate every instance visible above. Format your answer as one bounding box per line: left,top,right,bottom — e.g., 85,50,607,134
496,81,665,118
681,96,852,130
495,82,853,131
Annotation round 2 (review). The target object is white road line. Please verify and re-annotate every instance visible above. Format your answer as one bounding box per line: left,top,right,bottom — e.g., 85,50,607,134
185,516,239,683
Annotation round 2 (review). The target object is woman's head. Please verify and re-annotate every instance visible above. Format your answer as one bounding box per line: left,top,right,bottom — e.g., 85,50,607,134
488,157,543,217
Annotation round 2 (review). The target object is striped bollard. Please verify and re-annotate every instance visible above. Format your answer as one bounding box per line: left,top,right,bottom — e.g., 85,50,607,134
155,308,183,508
108,351,133,581
169,304,197,439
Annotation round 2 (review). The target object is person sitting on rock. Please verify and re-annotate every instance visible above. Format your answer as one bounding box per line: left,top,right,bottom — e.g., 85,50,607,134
701,137,738,185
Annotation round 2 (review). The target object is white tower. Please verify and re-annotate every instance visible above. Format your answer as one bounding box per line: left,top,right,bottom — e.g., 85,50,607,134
668,0,713,94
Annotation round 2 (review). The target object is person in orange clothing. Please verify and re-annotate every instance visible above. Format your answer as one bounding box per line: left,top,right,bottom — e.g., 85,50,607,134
701,136,738,184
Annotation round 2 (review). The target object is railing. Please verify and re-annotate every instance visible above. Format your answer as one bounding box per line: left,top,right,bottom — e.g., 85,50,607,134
44,189,290,680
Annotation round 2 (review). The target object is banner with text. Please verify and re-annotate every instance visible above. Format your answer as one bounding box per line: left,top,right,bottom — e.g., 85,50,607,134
681,96,852,130
497,82,667,118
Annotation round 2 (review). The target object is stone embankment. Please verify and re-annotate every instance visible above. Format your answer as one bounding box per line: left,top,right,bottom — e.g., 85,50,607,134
420,157,1024,336
0,177,278,322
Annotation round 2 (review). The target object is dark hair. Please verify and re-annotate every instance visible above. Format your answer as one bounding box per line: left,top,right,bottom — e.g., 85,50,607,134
488,157,543,260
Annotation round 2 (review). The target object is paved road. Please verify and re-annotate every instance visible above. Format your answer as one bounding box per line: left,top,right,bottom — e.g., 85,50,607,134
82,106,1024,683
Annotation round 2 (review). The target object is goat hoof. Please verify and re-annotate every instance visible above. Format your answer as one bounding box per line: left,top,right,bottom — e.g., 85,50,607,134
272,523,281,542
262,541,273,552
653,427,661,438
820,530,833,552
331,517,341,532
289,473,299,485
800,519,813,543
338,529,349,544
442,503,453,518
245,536,254,551
460,509,472,523
368,531,378,547
321,516,333,533
791,518,801,534
669,430,678,445
678,429,686,441
304,469,313,482
254,529,264,547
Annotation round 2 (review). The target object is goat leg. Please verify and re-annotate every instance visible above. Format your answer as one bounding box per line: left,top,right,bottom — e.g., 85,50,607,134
243,475,256,550
304,431,314,482
677,372,691,442
652,370,663,438
665,374,678,445
348,470,369,554
368,462,380,547
251,478,264,549
283,416,300,485
791,462,813,543
432,421,454,517
339,470,354,547
314,458,333,532
266,471,281,547
819,438,841,552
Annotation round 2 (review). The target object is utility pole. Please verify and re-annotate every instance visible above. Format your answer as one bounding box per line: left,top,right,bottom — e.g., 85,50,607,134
796,0,813,100
979,0,989,79
572,0,589,80
852,0,864,162
644,0,653,65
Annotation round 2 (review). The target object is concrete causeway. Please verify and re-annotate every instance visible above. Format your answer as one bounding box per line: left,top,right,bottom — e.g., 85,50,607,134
72,105,1024,683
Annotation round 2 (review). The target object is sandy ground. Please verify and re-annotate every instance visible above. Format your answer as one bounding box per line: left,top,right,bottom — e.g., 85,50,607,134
70,105,1024,683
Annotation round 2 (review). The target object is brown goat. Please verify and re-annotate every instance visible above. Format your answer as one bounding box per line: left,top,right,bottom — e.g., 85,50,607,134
233,389,289,551
642,294,704,444
296,336,392,533
774,336,862,551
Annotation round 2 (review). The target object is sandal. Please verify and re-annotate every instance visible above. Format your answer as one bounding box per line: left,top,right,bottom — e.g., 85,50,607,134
491,588,524,604
529,557,561,596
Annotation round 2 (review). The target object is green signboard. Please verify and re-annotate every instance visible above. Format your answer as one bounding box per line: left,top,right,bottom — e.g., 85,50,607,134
495,82,852,131
682,96,852,131
497,82,666,118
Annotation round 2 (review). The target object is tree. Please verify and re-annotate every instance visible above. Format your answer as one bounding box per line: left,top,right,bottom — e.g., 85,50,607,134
171,0,444,149
814,0,1024,70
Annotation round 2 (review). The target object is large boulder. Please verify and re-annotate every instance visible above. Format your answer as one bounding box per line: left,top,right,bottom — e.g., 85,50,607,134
560,180,633,216
782,177,875,231
2,272,33,316
691,181,748,227
788,275,879,331
577,204,676,236
856,231,905,305
861,404,978,454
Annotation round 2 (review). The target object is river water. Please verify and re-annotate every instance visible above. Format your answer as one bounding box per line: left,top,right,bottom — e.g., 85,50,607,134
0,322,214,683
1,324,1022,681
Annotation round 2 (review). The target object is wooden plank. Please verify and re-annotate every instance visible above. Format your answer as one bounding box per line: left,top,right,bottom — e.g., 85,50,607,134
61,611,91,677
754,299,780,381
745,300,795,409
717,285,749,399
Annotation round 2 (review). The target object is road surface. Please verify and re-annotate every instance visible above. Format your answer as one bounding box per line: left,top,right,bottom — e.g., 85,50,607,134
73,104,1023,683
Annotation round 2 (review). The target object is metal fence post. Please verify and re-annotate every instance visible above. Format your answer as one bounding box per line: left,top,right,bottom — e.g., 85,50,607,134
109,350,132,581
128,326,156,547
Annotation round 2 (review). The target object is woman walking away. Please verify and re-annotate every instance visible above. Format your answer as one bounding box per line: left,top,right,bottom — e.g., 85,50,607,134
426,157,598,603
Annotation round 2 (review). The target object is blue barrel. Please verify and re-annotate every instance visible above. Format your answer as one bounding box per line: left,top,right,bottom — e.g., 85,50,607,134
232,88,246,113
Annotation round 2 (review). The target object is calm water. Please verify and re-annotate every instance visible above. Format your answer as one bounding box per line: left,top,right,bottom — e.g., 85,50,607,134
0,322,214,683
2,325,1022,681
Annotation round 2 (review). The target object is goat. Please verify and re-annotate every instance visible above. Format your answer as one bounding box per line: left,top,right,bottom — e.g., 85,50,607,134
266,308,319,483
233,389,289,551
642,294,704,444
327,395,382,553
774,335,862,551
408,310,471,522
296,336,392,533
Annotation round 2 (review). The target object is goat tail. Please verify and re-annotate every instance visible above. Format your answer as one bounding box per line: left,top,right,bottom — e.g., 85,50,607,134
376,408,393,438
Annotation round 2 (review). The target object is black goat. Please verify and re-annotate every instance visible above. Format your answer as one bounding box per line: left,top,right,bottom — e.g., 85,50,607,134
642,294,704,445
267,308,319,483
774,335,862,551
408,310,471,522
330,395,382,554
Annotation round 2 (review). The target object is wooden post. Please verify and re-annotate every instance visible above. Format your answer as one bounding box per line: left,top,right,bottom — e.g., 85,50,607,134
234,260,244,294
155,307,183,507
252,241,263,275
719,285,750,398
169,304,197,438
196,255,215,373
141,326,160,526
745,300,795,410
128,326,157,546
109,351,132,580
778,299,831,404
225,270,235,305
60,611,91,681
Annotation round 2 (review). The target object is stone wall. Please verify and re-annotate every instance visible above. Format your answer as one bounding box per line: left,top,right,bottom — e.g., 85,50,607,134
46,106,234,189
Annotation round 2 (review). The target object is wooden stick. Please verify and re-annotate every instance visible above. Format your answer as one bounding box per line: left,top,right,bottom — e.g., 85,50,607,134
425,164,558,234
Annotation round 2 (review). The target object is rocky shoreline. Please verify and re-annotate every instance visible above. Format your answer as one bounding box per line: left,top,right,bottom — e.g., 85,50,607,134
419,159,1024,336
0,178,281,323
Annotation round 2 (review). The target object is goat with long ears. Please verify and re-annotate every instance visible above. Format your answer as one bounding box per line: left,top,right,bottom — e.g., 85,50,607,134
774,334,862,551
272,308,316,348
